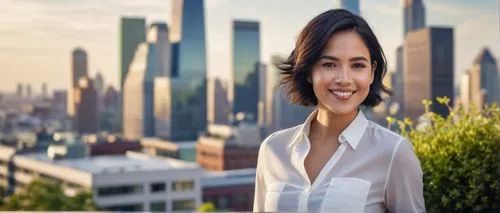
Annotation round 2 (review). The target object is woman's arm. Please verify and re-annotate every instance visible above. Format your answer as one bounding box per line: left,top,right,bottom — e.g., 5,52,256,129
385,138,426,213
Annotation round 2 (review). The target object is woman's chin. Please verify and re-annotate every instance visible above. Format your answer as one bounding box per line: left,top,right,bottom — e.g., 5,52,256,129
322,103,359,115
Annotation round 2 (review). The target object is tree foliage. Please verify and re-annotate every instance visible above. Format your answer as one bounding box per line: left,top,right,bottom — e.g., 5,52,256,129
388,97,500,213
0,179,97,211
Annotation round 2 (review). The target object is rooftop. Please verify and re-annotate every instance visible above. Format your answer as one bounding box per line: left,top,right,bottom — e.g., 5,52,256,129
141,137,197,150
19,151,199,175
201,168,256,188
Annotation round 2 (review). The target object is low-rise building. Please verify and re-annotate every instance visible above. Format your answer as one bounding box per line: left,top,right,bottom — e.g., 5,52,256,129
5,148,203,212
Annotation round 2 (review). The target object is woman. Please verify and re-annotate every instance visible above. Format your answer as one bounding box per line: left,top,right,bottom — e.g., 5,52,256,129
253,9,425,213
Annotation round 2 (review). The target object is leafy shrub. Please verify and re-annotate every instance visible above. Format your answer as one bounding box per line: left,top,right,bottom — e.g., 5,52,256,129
387,97,500,213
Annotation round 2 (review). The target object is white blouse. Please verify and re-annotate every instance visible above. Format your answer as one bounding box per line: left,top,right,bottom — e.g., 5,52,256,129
253,110,426,213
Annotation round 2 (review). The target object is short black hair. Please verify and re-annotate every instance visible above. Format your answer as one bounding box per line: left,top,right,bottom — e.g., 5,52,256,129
278,9,392,107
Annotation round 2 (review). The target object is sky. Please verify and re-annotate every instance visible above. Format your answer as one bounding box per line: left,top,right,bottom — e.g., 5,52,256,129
0,0,499,94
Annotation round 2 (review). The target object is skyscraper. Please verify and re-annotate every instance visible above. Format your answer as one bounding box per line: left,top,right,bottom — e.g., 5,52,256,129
404,27,454,122
52,90,67,118
41,83,48,100
104,86,119,111
123,23,171,140
392,45,405,119
257,63,267,126
164,0,208,141
460,48,499,109
148,23,171,77
396,0,426,119
26,84,32,100
207,78,230,125
75,76,98,134
231,20,260,121
403,0,426,37
94,72,104,96
473,48,499,105
271,87,314,134
94,72,104,112
69,48,88,118
16,83,23,98
265,55,283,131
340,0,360,15
120,17,146,90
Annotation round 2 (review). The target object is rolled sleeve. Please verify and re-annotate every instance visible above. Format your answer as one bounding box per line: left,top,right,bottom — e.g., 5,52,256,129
385,138,426,213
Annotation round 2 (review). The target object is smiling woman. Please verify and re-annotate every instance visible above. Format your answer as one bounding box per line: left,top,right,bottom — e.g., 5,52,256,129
253,9,426,213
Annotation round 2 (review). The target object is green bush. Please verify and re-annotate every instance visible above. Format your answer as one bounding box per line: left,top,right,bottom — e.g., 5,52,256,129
0,179,97,211
388,97,500,213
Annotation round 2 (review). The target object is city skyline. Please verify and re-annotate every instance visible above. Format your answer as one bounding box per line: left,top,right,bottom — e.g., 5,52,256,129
0,0,499,93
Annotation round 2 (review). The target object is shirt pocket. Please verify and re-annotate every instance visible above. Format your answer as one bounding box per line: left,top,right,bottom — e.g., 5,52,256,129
264,182,285,212
321,177,371,213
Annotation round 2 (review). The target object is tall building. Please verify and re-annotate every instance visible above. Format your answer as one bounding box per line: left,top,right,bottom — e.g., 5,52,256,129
26,84,32,100
207,78,230,125
265,55,282,130
460,72,471,109
41,83,48,100
52,90,68,119
231,20,260,121
69,48,88,118
460,48,499,109
104,86,119,111
392,45,405,119
94,72,104,96
0,92,4,108
270,87,314,134
123,24,171,140
404,27,454,122
473,48,499,105
120,17,146,91
160,0,207,141
403,0,426,37
257,64,267,126
94,72,104,113
75,76,98,134
16,83,23,98
340,0,360,15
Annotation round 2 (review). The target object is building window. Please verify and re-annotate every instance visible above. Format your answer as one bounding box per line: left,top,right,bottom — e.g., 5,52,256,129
97,184,143,197
235,194,247,204
104,203,143,211
150,201,166,212
172,199,195,211
219,195,228,209
150,182,166,193
171,180,194,192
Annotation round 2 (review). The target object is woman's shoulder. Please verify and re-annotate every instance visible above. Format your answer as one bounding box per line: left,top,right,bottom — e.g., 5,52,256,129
365,120,409,150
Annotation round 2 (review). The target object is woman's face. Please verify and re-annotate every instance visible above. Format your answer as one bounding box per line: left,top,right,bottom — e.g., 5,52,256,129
310,29,375,115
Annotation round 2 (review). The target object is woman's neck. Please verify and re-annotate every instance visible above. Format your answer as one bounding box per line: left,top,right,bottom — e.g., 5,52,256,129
309,105,359,143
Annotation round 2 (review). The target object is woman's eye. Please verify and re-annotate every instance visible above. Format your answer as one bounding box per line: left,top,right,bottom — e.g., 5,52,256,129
353,63,366,69
321,62,335,68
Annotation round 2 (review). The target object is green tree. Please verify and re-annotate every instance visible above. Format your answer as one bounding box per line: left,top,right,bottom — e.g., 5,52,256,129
388,97,500,213
0,179,97,211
